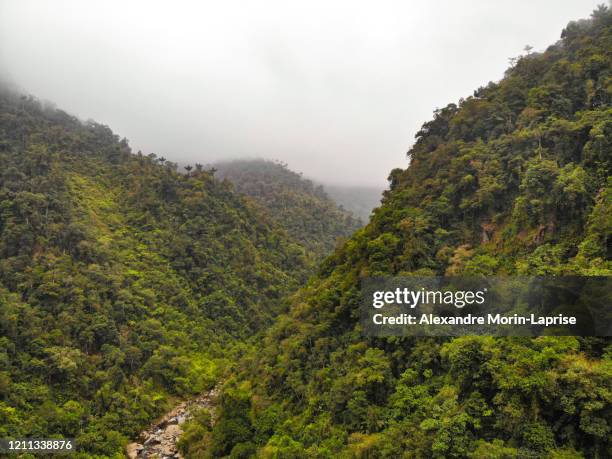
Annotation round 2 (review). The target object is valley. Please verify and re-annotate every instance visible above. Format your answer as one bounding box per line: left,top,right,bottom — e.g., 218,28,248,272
0,5,610,458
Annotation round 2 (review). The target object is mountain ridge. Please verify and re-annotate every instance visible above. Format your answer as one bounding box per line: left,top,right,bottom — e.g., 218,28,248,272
213,159,363,261
0,86,346,456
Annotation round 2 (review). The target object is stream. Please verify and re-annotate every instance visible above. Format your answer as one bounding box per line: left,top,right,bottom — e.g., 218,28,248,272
126,386,219,459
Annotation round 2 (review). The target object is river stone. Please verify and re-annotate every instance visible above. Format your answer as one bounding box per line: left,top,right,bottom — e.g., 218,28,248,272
125,443,142,459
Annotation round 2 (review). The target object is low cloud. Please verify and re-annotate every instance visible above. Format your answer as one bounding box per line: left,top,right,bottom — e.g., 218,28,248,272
0,0,600,185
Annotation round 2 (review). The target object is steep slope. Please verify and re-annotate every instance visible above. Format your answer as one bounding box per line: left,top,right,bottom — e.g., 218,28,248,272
213,159,362,260
0,89,310,456
185,8,612,458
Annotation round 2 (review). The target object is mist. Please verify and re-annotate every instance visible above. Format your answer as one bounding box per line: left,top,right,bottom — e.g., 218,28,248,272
0,0,600,186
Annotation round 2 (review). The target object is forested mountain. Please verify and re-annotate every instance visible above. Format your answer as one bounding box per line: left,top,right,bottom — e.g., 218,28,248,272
322,184,383,221
213,159,362,260
181,8,612,458
0,88,315,456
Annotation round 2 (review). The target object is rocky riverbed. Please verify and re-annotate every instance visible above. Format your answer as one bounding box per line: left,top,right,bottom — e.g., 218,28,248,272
126,387,219,459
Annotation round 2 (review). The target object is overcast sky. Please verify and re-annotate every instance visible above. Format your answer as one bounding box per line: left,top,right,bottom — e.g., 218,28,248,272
0,0,601,186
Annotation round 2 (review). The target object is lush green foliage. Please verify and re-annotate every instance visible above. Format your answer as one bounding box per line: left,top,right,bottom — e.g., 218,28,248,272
2,6,611,459
214,159,362,260
185,8,612,458
0,89,324,457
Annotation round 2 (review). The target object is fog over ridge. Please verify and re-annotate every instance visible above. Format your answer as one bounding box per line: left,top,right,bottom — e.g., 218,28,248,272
0,0,600,186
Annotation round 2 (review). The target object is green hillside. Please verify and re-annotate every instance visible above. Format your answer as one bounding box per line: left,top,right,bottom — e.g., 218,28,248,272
214,159,362,260
0,89,314,456
184,7,612,458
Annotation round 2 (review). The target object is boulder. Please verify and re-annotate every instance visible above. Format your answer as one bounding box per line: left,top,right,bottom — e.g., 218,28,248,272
126,443,143,459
